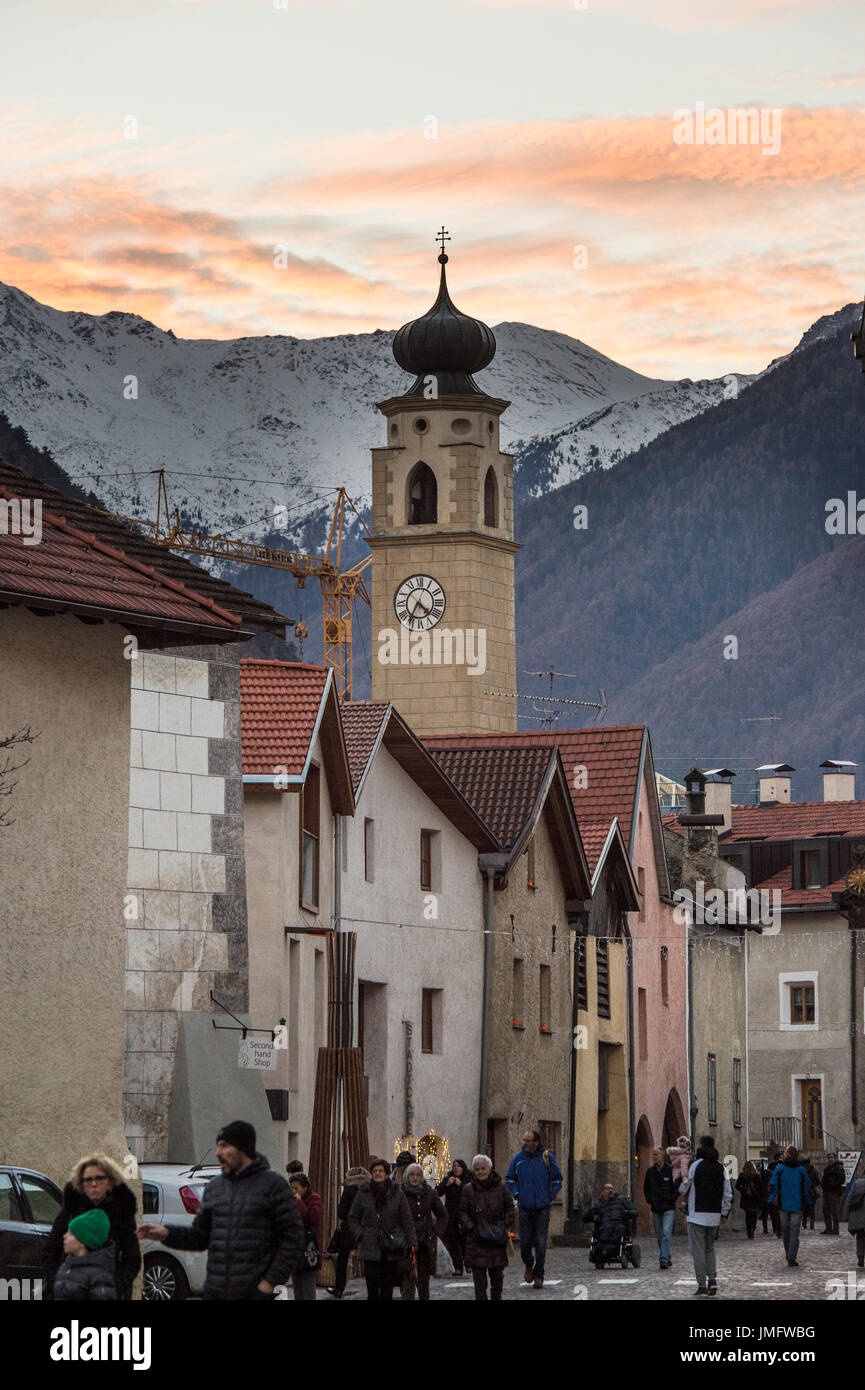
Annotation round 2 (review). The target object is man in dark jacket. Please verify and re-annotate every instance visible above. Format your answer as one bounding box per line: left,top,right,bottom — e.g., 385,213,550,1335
582,1183,638,1262
137,1120,303,1299
768,1145,813,1268
679,1143,732,1296
644,1147,677,1268
505,1130,563,1289
821,1153,846,1235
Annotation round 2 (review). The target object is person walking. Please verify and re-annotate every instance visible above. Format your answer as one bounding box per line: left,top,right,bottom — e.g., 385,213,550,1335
802,1161,820,1231
821,1153,846,1236
841,1172,865,1268
736,1162,763,1240
289,1172,323,1301
644,1147,677,1268
400,1164,447,1300
325,1165,370,1298
392,1151,414,1186
765,1157,783,1237
137,1120,303,1299
460,1155,515,1301
52,1209,118,1301
348,1157,415,1301
504,1129,563,1289
679,1141,732,1296
436,1158,470,1275
768,1145,813,1268
45,1153,140,1300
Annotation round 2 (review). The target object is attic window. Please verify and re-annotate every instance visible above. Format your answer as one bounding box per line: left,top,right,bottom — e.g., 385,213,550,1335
801,849,821,889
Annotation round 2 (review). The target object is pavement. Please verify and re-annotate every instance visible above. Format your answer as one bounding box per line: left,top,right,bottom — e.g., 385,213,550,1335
326,1226,864,1301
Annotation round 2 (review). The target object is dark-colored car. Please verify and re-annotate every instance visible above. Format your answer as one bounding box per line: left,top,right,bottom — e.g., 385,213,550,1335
0,1166,63,1296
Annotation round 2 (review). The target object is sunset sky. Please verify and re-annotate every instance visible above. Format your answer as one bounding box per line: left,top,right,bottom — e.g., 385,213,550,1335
3,0,864,377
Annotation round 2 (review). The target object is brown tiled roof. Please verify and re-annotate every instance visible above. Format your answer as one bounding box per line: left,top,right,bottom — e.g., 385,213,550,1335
240,660,328,776
728,800,865,842
578,817,618,873
339,701,391,794
0,459,288,638
431,745,555,850
751,863,849,909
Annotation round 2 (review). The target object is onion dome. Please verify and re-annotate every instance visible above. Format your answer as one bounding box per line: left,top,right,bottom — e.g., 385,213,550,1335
393,239,496,397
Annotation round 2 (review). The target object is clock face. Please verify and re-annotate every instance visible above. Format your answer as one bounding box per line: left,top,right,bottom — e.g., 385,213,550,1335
393,574,446,631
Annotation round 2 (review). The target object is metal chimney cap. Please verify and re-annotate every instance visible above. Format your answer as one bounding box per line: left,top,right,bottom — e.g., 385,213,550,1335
819,759,857,769
756,763,795,773
704,767,736,780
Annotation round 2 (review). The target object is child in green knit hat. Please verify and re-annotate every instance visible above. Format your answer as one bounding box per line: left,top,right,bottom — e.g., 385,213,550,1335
53,1207,118,1301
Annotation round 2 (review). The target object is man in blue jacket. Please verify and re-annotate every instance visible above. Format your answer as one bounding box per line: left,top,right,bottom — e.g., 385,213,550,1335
768,1145,813,1268
505,1130,563,1288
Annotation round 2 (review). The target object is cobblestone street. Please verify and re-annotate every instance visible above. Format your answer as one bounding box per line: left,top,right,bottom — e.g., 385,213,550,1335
329,1227,865,1302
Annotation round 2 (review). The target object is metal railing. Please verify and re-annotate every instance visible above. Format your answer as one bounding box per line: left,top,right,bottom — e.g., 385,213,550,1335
762,1116,849,1156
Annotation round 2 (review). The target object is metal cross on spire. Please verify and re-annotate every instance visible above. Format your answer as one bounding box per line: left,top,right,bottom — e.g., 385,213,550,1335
435,225,451,261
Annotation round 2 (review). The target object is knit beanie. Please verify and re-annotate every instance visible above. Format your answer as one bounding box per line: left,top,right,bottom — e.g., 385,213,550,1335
217,1121,256,1157
69,1208,110,1250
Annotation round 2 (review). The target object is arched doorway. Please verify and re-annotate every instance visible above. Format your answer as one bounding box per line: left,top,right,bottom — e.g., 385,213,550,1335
635,1114,655,1233
662,1088,687,1150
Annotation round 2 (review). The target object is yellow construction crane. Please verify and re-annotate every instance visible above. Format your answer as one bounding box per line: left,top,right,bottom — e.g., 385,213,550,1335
109,469,372,699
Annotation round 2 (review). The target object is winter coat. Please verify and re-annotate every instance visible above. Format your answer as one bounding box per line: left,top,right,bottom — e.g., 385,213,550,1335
842,1178,865,1233
504,1147,563,1209
822,1160,846,1194
436,1169,470,1235
53,1241,118,1301
45,1182,140,1300
644,1162,677,1213
582,1193,637,1244
295,1188,324,1270
162,1153,303,1299
334,1177,366,1251
666,1146,692,1186
459,1172,515,1271
402,1182,448,1250
736,1173,763,1212
348,1181,415,1262
768,1160,812,1214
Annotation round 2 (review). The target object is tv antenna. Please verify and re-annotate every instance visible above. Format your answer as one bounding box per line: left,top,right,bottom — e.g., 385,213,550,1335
740,714,781,762
484,667,607,730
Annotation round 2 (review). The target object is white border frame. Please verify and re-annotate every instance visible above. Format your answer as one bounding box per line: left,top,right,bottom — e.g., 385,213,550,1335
779,970,818,1032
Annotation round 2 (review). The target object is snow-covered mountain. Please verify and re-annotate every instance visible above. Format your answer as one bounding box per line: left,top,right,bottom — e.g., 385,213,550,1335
0,282,742,548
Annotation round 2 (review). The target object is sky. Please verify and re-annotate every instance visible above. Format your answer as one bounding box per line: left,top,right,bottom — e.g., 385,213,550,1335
2,0,864,377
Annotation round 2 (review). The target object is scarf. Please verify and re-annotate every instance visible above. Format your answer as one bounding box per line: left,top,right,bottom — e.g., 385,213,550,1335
371,1178,391,1210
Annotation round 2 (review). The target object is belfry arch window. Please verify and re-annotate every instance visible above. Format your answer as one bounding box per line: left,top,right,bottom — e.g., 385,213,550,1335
484,466,498,527
407,462,437,525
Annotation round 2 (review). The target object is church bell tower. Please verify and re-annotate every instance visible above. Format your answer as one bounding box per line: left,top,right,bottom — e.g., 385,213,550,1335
369,231,519,734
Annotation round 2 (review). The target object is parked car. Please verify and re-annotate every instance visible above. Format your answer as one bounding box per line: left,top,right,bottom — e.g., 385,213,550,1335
139,1163,222,1300
0,1165,63,1294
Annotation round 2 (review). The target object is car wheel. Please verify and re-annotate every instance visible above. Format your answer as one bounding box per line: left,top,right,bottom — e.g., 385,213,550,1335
143,1253,189,1301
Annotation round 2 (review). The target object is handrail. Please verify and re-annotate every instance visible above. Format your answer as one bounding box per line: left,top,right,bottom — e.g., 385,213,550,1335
762,1115,850,1155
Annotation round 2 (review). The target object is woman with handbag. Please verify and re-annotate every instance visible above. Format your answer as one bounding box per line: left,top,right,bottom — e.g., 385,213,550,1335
325,1165,371,1299
436,1158,470,1275
400,1163,448,1300
289,1173,323,1300
348,1157,416,1300
459,1154,515,1301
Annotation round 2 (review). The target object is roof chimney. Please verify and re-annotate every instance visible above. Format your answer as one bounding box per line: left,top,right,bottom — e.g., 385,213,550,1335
704,768,734,831
756,763,794,804
820,759,857,802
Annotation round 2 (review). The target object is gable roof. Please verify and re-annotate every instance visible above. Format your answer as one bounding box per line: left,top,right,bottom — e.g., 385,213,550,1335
340,700,499,852
726,800,865,843
240,660,353,813
0,459,288,642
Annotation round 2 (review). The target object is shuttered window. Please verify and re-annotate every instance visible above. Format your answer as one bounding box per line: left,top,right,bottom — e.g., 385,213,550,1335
596,938,611,1019
300,763,320,909
598,1043,610,1111
708,1053,717,1125
576,937,588,1012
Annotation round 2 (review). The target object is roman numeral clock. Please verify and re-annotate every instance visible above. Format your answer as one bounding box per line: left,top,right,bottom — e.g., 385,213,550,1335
368,232,520,735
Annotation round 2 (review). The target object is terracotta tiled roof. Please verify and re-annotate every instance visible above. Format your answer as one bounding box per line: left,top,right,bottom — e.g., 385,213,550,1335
578,817,619,873
339,701,391,794
728,800,865,842
746,863,847,909
0,459,288,637
430,745,555,850
240,660,328,776
423,726,646,836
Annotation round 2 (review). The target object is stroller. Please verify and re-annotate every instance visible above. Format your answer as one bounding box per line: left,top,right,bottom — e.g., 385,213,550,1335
585,1199,641,1270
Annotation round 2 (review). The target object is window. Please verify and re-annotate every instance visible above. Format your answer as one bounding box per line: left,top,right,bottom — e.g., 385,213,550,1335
539,964,552,1033
660,944,669,1006
512,957,524,1028
707,1053,717,1125
526,839,536,890
407,462,437,524
0,1173,23,1223
598,1043,611,1111
142,1183,159,1217
638,987,648,1061
538,1120,560,1157
19,1173,61,1224
300,763,320,909
637,866,645,920
421,988,442,1053
733,1057,742,1128
364,817,375,883
596,939,611,1018
575,937,587,1012
789,982,815,1024
484,466,499,526
801,850,821,889
420,829,433,891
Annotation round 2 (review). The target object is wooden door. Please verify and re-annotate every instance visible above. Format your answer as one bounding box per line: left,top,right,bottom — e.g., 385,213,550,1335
800,1080,823,1150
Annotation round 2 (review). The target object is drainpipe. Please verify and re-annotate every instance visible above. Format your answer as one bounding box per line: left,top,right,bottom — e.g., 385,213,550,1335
566,913,588,1231
851,924,858,1129
687,923,697,1152
744,928,751,1160
477,855,510,1155
627,937,636,1198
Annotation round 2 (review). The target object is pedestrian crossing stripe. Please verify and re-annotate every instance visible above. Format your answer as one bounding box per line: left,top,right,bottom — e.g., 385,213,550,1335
597,1278,639,1284
750,1282,793,1287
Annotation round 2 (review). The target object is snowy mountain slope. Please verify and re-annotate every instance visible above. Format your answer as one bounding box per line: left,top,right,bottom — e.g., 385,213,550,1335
0,282,740,549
